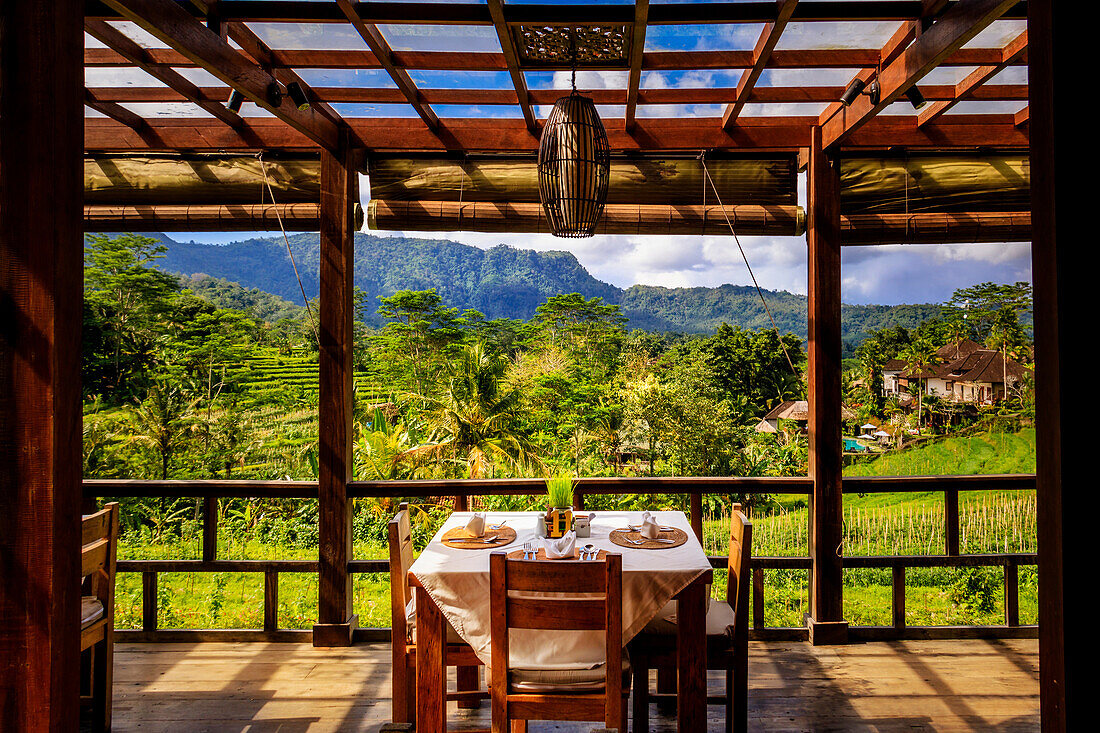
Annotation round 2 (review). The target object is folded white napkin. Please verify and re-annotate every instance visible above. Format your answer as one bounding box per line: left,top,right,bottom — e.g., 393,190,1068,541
464,512,486,537
640,511,661,539
544,531,576,559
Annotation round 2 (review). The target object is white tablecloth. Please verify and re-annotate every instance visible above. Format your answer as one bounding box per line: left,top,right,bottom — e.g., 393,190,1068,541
409,510,711,669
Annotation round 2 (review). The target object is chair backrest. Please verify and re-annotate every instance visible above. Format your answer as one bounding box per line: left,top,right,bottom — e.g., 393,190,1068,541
82,503,119,612
489,552,623,717
388,502,415,640
725,503,753,640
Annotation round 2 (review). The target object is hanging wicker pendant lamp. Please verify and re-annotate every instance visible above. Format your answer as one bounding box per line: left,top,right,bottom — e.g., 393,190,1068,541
537,37,610,237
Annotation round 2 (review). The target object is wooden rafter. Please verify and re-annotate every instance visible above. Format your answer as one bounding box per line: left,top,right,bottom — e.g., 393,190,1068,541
99,0,340,151
335,0,441,135
625,0,649,133
917,30,1027,126
85,114,1030,154
487,0,537,135
84,87,149,131
722,0,798,130
1014,104,1029,126
84,19,243,128
83,46,1024,72
820,0,1018,149
87,84,1029,106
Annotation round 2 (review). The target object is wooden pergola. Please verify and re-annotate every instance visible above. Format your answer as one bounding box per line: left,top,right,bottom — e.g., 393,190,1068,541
0,1,1081,730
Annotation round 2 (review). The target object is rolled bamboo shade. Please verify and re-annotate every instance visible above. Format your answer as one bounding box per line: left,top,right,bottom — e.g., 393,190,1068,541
537,93,610,237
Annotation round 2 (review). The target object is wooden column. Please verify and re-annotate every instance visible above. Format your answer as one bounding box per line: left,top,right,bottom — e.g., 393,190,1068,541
1029,2,1081,729
313,134,359,646
806,125,848,645
0,2,84,730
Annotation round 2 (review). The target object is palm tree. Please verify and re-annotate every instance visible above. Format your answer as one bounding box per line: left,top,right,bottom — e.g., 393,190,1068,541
901,339,939,435
128,380,196,480
395,342,542,479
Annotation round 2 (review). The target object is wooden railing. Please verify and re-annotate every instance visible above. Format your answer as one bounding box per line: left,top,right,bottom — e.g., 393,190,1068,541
84,474,1038,643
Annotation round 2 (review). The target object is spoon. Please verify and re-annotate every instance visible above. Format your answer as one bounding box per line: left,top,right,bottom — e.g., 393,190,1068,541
582,543,596,560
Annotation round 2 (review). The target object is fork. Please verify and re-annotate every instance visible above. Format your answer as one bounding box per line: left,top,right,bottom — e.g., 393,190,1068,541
624,537,676,545
521,540,535,560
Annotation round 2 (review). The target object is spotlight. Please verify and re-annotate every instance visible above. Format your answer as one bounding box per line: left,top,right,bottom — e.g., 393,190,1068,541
866,79,880,105
227,89,245,113
266,81,283,108
839,78,865,106
286,81,310,111
904,85,927,110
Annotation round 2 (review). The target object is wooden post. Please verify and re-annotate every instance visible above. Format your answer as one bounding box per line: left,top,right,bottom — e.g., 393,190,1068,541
892,566,906,631
265,570,279,633
142,572,158,632
0,2,83,729
203,496,218,562
945,489,960,555
314,133,359,646
806,125,848,645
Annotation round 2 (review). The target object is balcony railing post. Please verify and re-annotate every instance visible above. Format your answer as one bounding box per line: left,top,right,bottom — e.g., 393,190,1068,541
142,571,158,632
203,496,218,562
945,489,960,556
1004,561,1019,627
752,566,765,630
265,570,279,633
689,491,703,543
892,566,906,631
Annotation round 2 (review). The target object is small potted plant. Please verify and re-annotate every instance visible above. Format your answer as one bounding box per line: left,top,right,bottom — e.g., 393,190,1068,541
544,475,574,539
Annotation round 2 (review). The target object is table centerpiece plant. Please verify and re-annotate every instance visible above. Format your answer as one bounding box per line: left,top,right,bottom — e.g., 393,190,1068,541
544,475,574,539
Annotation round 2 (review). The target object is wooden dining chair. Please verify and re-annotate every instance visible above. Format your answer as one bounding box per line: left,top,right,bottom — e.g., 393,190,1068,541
489,551,629,733
630,504,752,733
81,502,119,732
387,502,484,728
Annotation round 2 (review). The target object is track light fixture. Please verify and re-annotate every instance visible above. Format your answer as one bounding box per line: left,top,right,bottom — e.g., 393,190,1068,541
839,78,865,106
286,81,310,111
227,89,245,113
266,82,283,108
904,85,927,110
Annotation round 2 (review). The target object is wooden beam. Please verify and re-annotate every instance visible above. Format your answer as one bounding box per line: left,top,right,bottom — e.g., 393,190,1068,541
918,30,1027,126
1014,104,1029,126
625,0,650,132
722,0,799,130
840,211,1031,244
314,133,358,647
82,203,359,231
820,0,1018,148
806,126,846,642
99,0,340,151
85,114,1029,153
84,18,243,128
487,0,537,135
335,0,441,135
0,1,84,729
88,83,1030,106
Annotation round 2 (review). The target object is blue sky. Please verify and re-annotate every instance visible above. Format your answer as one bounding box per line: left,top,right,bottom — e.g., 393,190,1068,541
88,7,1031,305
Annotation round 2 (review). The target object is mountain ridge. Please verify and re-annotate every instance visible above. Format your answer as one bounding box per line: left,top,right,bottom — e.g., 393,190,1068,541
150,232,943,349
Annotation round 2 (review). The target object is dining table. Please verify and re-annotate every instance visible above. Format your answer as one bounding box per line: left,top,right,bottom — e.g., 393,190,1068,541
408,509,714,732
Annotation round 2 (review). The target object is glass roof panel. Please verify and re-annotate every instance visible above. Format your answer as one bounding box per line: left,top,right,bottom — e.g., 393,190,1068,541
920,66,981,86
107,21,169,49
636,104,724,118
295,69,398,88
963,19,1027,49
244,22,371,50
776,21,899,50
376,25,501,53
641,70,742,88
330,103,421,118
644,23,764,52
118,102,216,118
85,67,164,87
757,68,863,87
740,102,828,117
945,100,1028,115
432,104,524,119
524,70,629,90
987,66,1028,85
409,70,514,89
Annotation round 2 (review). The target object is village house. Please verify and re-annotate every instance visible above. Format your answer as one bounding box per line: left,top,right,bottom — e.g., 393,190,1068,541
886,340,1028,405
755,400,855,433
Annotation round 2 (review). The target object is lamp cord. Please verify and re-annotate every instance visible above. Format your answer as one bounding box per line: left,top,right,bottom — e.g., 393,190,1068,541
259,153,319,341
699,151,799,377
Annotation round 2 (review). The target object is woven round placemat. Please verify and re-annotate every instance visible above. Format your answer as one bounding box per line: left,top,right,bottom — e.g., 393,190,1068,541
608,527,688,549
506,547,606,561
441,525,517,549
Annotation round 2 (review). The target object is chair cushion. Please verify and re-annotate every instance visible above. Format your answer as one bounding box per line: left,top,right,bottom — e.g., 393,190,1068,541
506,652,631,693
405,597,465,645
642,599,736,638
81,596,105,629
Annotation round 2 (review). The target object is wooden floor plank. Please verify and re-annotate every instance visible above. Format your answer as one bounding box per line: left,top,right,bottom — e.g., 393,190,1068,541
91,640,1039,732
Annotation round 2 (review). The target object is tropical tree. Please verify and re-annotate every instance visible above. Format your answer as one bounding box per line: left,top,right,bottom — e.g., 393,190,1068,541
127,378,197,480
395,342,542,478
900,338,939,434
